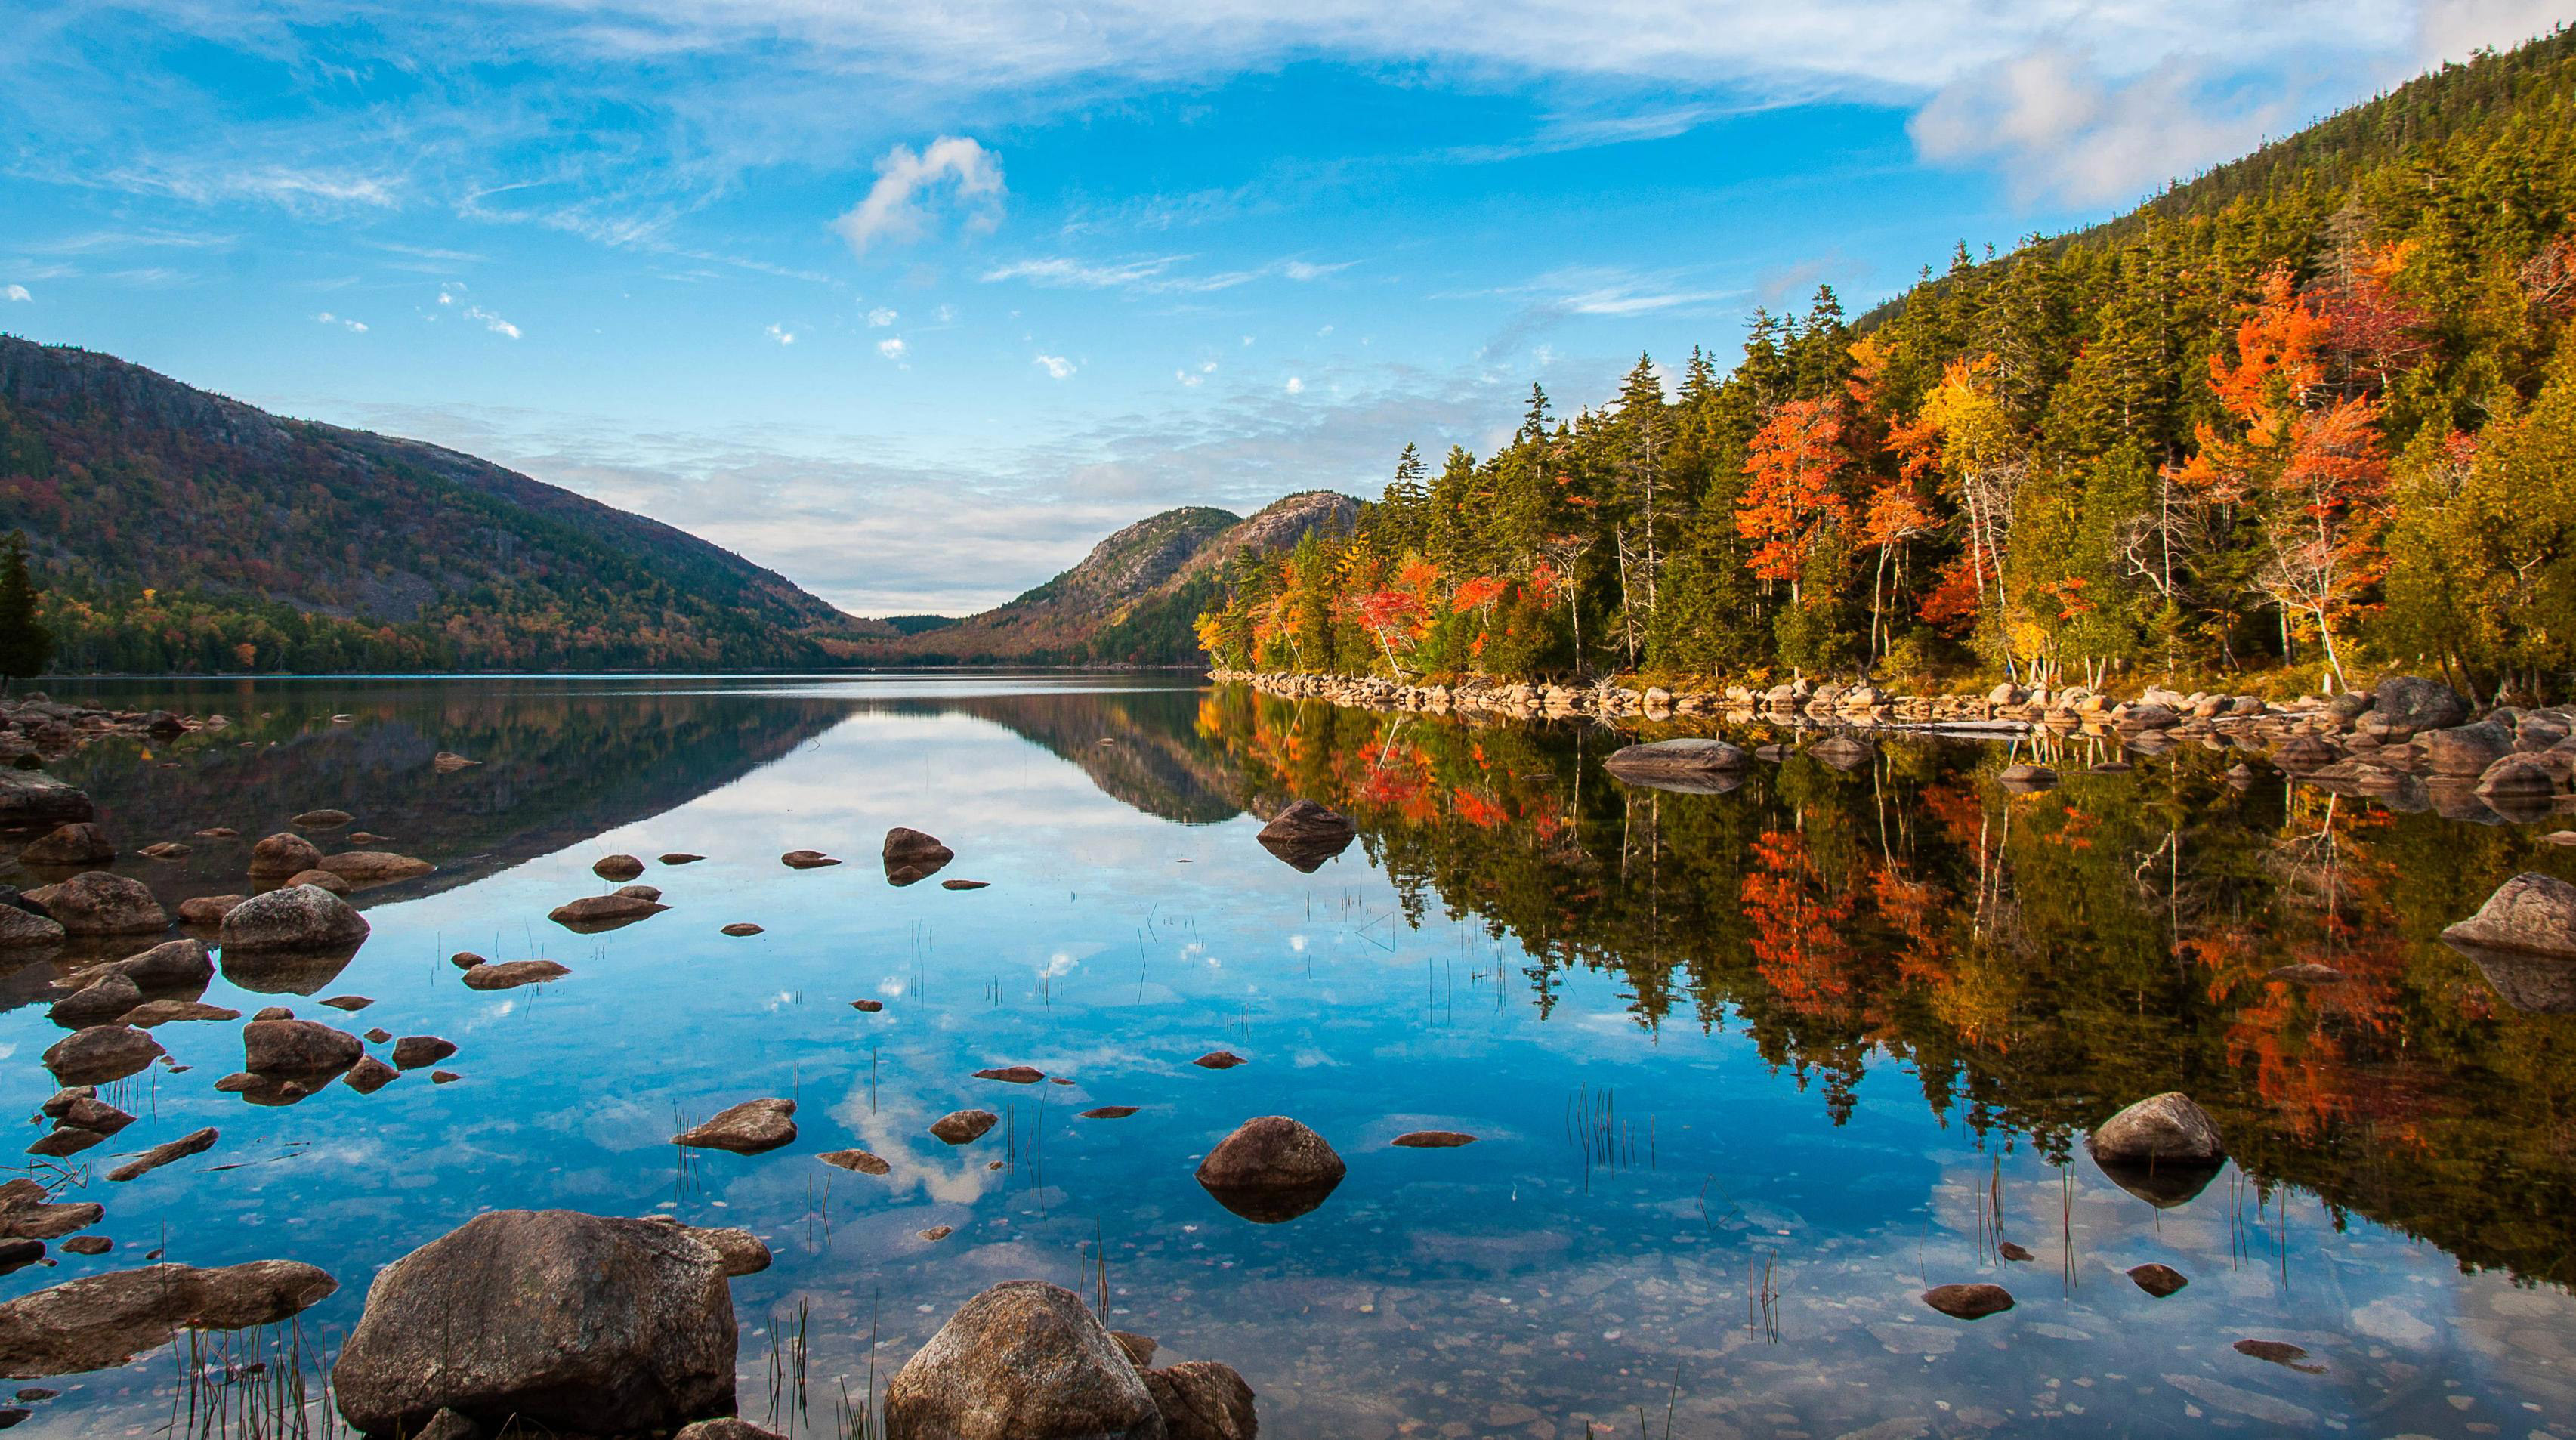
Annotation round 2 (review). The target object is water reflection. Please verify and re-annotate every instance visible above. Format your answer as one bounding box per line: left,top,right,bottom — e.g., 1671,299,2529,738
0,675,2568,1438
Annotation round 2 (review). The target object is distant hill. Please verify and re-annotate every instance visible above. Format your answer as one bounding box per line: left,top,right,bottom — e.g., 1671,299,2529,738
886,490,1358,666
0,336,885,672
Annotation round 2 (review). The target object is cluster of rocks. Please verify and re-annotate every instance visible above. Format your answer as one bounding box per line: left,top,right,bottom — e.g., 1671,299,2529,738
1216,667,2170,730
0,694,212,765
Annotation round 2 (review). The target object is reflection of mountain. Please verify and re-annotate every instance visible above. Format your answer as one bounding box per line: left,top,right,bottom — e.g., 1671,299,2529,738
939,691,1243,824
1196,684,2576,1288
23,681,856,916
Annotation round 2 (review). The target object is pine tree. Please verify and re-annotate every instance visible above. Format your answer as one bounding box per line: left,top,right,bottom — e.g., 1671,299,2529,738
0,532,52,694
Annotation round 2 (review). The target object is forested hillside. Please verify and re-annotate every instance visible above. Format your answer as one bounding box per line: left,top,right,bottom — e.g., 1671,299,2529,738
0,338,883,672
1200,28,2576,702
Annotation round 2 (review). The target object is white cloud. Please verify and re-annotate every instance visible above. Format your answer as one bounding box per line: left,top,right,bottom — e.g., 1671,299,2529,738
866,306,898,326
832,136,1005,258
878,336,908,360
437,283,461,306
1285,375,1305,394
1909,49,2290,206
766,323,797,345
2,286,28,303
463,304,521,338
981,254,1351,295
2418,0,2574,57
1175,369,1202,387
1034,354,1076,379
314,311,368,332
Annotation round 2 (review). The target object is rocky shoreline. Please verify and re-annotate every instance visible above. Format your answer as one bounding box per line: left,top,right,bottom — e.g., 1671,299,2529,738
1212,668,2576,818
0,694,217,763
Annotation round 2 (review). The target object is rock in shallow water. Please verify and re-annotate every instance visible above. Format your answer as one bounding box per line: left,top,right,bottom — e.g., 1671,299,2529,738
2129,1262,2188,1297
546,894,668,932
592,854,646,881
330,1210,743,1437
1922,1283,2014,1320
460,959,570,991
220,885,370,953
2089,1091,2226,1167
929,1110,998,1145
248,832,323,876
2442,872,2576,959
108,1127,218,1182
672,1098,796,1154
819,1149,890,1176
1255,799,1354,872
22,873,165,937
42,1026,163,1086
391,1036,456,1071
20,822,113,867
242,1018,363,1079
1197,1116,1345,1224
0,1260,336,1378
1390,1130,1477,1148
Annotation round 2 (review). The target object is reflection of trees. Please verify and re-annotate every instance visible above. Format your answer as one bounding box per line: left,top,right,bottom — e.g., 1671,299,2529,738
1197,684,2576,1286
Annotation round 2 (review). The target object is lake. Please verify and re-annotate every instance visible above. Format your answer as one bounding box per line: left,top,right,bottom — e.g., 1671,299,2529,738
8,673,2576,1438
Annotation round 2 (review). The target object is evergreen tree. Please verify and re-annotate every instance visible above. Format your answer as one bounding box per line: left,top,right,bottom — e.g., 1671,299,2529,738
0,532,52,694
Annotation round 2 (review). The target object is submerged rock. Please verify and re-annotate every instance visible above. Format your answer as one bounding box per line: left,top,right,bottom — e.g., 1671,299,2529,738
883,1281,1162,1440
1193,1050,1248,1070
1921,1283,2014,1320
120,1000,241,1027
330,1210,743,1437
782,850,840,869
317,852,434,886
22,873,165,936
1391,1130,1477,1148
20,823,114,867
219,885,370,953
819,1149,891,1176
974,1066,1046,1084
929,1110,998,1145
2233,1338,2325,1372
1256,799,1354,872
592,854,647,881
0,1260,337,1379
107,1128,218,1183
672,1099,797,1154
1081,1106,1140,1120
175,895,247,928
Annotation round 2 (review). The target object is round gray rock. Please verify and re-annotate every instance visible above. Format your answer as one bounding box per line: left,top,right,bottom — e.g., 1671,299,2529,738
220,885,370,953
2088,1092,2225,1167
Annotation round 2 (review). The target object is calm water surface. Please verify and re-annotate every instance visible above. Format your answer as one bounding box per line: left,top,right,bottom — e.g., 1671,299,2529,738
8,674,2576,1439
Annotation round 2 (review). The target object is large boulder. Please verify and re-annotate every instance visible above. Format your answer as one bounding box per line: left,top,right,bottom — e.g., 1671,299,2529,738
47,972,141,1027
243,1018,364,1078
22,873,166,936
0,1260,337,1378
2370,675,2469,733
248,832,324,877
1603,739,1749,795
332,1210,744,1437
0,903,63,950
2421,721,2514,777
84,937,216,993
2443,873,2576,960
20,822,114,867
1195,1116,1345,1224
884,1281,1163,1440
0,772,93,831
2088,1092,2226,1206
220,885,370,953
1255,800,1354,873
884,828,955,886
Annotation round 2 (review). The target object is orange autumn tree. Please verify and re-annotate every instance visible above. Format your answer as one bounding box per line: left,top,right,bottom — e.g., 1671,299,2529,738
2172,264,2392,688
1737,397,1852,604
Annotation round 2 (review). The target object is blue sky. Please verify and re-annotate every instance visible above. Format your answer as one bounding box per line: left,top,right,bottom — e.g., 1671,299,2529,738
5,0,2570,615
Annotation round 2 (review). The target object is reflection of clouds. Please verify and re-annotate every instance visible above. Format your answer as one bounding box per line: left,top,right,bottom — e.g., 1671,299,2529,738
826,1080,999,1207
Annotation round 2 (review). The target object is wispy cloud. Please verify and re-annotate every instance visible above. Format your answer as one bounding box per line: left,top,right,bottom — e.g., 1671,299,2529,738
981,254,1353,294
465,304,520,338
1034,353,1075,379
766,323,797,345
1910,50,2289,207
314,311,368,332
866,307,898,327
877,337,908,360
2,286,28,303
832,137,1005,258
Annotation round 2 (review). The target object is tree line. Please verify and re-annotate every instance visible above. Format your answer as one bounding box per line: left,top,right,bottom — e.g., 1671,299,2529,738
1199,28,2576,701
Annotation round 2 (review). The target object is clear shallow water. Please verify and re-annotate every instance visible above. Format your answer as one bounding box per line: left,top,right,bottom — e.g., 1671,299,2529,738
7,674,2576,1438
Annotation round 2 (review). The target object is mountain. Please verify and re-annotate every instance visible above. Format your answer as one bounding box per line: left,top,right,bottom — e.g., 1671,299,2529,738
0,336,885,672
887,490,1358,665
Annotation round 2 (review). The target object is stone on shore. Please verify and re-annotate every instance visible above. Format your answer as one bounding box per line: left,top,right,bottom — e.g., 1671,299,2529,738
20,823,114,867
